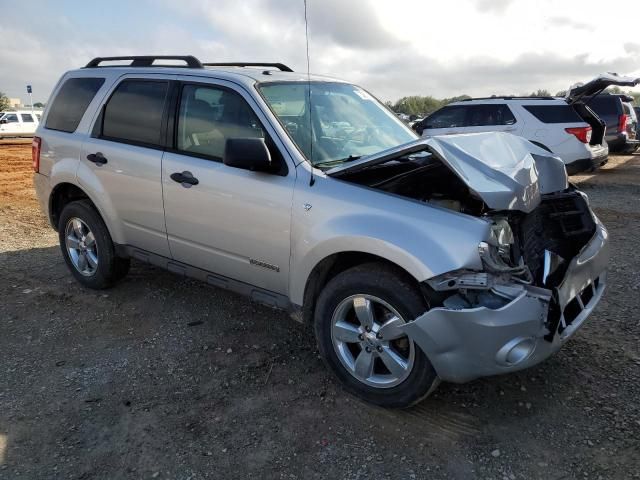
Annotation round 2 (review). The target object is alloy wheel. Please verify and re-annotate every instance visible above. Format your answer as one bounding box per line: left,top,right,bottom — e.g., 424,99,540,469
330,294,415,388
64,217,98,276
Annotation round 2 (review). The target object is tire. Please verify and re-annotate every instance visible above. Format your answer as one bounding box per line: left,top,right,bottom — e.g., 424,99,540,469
314,262,438,408
58,200,130,289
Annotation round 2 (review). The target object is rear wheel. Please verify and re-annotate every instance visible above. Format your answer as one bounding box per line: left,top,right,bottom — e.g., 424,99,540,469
58,200,130,289
314,263,438,408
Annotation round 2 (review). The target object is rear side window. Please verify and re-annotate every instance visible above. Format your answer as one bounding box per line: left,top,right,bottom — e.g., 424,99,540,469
467,104,516,126
20,114,35,123
45,77,105,133
523,105,583,123
101,80,169,147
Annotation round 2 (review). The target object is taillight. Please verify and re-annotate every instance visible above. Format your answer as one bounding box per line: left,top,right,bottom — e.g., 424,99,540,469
565,126,592,144
617,114,628,134
32,136,41,173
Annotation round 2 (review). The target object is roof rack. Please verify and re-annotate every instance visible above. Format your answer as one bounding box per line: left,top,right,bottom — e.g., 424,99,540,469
202,62,293,72
461,96,558,101
84,56,204,69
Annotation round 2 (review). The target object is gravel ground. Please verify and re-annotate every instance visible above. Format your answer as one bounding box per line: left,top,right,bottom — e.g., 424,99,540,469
0,143,639,479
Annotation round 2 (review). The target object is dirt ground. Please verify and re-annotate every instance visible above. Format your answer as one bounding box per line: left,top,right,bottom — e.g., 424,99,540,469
1,141,639,480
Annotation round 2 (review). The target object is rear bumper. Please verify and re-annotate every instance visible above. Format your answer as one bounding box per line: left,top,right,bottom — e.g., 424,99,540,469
400,219,609,383
33,173,52,226
607,133,640,151
565,152,608,175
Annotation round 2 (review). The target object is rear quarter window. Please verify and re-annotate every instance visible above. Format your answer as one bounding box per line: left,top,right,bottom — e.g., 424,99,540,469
45,77,105,133
523,105,583,124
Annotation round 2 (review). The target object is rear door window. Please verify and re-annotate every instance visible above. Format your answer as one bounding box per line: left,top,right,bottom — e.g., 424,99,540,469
467,104,516,126
424,106,468,129
45,77,105,132
523,105,583,123
20,113,35,123
101,80,169,147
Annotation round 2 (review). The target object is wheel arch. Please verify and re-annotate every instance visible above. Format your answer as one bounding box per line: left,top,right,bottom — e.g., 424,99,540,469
48,182,122,246
528,140,553,153
298,251,426,325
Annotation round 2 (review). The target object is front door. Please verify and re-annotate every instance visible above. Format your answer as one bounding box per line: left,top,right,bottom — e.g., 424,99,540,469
162,80,294,294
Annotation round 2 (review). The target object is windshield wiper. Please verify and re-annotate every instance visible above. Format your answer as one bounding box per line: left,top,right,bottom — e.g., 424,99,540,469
314,155,362,168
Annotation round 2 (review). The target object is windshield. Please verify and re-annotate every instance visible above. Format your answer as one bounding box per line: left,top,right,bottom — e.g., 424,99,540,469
258,82,417,167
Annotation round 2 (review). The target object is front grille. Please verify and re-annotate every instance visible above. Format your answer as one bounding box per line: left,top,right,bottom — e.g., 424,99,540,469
545,276,602,340
517,191,596,286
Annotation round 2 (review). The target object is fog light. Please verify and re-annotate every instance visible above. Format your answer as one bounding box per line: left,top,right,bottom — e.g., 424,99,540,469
496,337,536,366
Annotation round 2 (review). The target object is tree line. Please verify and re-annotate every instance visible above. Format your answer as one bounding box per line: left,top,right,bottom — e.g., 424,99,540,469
386,88,640,116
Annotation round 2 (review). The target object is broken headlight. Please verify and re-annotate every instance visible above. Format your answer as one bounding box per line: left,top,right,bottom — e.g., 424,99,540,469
488,218,515,265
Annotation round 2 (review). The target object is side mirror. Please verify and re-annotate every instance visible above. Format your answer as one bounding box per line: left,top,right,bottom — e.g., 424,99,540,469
0,119,7,125
223,138,272,172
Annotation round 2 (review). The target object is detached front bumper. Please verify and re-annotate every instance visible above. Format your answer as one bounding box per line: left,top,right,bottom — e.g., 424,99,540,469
400,220,609,383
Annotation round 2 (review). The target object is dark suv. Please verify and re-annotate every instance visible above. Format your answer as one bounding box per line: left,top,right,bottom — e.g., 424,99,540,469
587,93,639,153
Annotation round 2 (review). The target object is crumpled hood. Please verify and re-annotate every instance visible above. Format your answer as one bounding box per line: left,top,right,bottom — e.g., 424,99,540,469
327,132,568,213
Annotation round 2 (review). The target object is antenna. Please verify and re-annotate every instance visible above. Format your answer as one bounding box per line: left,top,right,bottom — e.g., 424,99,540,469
304,0,315,186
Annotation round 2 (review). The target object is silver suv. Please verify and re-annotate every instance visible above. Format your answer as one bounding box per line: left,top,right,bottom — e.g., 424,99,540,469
33,56,609,407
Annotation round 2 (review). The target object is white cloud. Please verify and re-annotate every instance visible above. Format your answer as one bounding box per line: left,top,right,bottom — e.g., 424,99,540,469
2,0,640,103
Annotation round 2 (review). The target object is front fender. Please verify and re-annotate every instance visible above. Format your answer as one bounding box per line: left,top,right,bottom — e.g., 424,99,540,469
289,171,490,305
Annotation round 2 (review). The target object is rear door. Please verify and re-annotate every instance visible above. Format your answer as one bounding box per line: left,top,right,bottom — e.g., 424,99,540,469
79,75,173,257
457,104,520,135
19,113,37,135
161,79,295,294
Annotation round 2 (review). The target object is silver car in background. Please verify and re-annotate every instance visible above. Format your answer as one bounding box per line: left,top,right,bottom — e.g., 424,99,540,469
33,56,608,407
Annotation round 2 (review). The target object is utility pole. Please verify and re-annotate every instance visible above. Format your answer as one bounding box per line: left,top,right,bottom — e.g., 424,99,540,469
27,85,33,114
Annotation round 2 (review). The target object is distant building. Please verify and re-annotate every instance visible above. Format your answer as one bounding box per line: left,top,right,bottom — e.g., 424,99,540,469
8,98,22,109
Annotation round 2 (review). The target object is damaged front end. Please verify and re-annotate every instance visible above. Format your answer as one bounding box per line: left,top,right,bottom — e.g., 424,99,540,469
400,189,608,383
330,132,609,383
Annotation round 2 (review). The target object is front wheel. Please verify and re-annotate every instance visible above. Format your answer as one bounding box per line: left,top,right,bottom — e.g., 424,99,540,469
314,263,438,408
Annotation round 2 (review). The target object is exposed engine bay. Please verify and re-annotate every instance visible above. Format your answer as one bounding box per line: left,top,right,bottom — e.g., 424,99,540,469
335,152,487,216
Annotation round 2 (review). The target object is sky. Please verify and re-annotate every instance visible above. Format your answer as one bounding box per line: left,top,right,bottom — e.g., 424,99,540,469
2,0,640,104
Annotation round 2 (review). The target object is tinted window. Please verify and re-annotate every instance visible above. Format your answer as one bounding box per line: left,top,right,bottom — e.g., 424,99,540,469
45,77,105,132
467,104,516,126
177,84,264,159
424,106,467,129
20,114,35,123
523,105,583,123
102,80,169,146
2,114,19,123
586,96,619,116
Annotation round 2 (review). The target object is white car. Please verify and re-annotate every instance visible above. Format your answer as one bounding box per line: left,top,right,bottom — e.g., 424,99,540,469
0,110,42,138
414,97,610,175
412,75,640,174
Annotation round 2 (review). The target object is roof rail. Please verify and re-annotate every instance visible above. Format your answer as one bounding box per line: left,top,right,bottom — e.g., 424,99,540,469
202,62,293,72
84,56,204,69
461,96,557,101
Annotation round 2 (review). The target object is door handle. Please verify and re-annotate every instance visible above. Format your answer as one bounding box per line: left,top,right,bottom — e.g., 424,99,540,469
86,152,108,165
170,171,199,188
